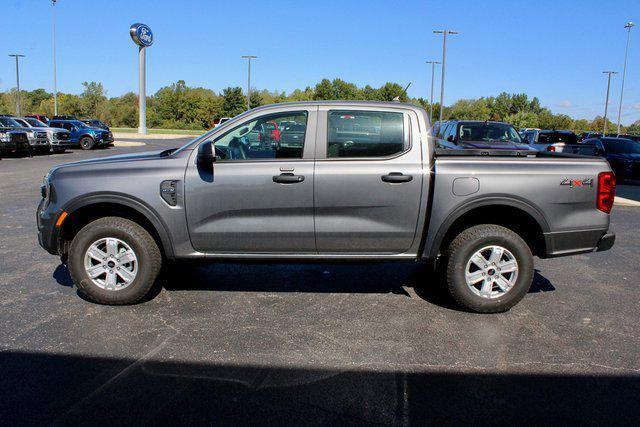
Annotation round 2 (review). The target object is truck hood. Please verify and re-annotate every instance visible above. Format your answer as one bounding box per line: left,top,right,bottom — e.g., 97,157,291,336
459,140,532,150
55,150,167,169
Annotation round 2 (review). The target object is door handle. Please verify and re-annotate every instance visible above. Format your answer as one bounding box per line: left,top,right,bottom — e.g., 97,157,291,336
381,172,413,183
273,173,305,184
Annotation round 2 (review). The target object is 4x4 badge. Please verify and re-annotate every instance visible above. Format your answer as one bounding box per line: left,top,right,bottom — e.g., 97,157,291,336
560,178,593,188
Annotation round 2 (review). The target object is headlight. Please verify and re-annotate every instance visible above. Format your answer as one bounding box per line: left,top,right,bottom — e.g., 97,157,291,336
0,133,9,142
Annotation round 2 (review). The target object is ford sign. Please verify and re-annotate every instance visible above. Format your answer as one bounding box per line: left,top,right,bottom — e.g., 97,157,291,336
130,23,153,47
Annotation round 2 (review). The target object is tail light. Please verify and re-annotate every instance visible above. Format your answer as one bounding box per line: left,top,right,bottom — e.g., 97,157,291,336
547,146,556,152
258,133,262,142
597,171,616,213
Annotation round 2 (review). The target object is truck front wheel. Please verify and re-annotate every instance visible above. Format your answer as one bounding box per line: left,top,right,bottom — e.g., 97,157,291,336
67,217,162,305
445,224,533,313
79,136,95,150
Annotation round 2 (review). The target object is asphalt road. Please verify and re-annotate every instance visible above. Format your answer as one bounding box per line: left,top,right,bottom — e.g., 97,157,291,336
1,141,639,425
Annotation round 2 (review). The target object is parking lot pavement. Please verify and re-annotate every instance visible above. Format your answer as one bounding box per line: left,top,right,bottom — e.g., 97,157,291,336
1,144,639,425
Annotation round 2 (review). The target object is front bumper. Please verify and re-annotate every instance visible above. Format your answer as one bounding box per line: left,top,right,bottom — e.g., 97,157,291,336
37,198,61,255
28,137,50,148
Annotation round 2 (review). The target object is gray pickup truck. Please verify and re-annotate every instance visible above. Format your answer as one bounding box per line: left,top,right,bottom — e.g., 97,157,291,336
37,101,616,313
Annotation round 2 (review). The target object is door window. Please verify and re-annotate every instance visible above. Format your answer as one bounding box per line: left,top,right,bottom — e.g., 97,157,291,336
213,112,307,161
327,110,405,158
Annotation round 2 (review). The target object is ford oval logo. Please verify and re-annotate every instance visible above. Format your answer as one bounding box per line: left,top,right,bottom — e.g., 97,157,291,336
130,23,153,47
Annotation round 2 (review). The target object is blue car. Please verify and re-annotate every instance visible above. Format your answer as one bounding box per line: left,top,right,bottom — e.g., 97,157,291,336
47,119,114,150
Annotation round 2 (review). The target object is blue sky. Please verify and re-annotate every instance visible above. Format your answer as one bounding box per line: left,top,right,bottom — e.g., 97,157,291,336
2,0,639,124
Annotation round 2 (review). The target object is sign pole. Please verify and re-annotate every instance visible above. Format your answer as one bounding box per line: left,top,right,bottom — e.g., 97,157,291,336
130,23,153,135
138,46,147,134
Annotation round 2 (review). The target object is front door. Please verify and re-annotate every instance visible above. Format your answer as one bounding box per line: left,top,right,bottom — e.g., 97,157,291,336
185,108,317,253
313,107,424,254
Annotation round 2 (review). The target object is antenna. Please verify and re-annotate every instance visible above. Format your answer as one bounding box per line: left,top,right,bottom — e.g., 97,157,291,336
393,82,412,102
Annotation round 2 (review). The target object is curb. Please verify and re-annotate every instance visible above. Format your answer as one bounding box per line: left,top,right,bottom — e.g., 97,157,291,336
614,196,640,207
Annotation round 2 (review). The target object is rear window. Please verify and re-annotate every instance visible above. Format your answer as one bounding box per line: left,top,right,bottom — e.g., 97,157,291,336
538,132,577,144
327,110,405,158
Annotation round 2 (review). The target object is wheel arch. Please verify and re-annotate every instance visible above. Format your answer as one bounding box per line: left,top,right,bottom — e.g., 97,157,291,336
423,196,550,260
59,193,174,260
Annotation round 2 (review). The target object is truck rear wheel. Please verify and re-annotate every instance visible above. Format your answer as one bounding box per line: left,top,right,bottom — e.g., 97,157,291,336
445,224,533,313
67,217,162,305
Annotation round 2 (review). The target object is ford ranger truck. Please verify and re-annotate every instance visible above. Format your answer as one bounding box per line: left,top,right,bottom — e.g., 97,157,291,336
37,101,616,313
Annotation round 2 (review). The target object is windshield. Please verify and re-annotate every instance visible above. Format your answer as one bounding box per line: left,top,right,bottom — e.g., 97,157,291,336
26,118,47,127
70,120,89,128
602,138,640,154
458,123,522,143
0,117,22,127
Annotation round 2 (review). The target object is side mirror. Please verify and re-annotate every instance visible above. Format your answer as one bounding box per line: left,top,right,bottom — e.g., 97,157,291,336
197,141,215,171
71,126,78,132
238,127,250,137
447,135,455,143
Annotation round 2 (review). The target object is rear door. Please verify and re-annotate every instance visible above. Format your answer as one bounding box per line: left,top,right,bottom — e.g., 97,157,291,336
313,107,424,254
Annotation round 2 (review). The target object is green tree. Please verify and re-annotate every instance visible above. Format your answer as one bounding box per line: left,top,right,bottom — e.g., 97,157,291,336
221,87,246,118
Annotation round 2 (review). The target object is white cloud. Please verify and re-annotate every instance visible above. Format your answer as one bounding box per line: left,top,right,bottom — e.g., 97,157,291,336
556,100,573,108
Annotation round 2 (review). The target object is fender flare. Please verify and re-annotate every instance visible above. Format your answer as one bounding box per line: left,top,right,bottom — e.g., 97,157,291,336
423,195,551,260
62,192,175,259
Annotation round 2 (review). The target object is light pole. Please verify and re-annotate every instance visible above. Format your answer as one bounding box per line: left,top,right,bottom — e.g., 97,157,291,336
616,22,634,135
241,55,257,111
52,0,58,115
9,54,25,116
602,71,618,135
426,60,441,123
433,30,458,123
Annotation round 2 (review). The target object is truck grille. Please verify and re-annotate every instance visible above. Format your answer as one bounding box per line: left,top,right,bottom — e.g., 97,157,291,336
55,131,70,141
10,133,28,143
35,131,47,139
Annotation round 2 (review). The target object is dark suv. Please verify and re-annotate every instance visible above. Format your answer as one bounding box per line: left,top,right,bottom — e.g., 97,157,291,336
582,137,640,182
436,120,531,150
0,116,31,156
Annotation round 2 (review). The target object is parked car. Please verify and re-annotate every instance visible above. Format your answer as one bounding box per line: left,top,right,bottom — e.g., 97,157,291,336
14,117,70,153
0,119,30,156
614,134,640,143
436,120,532,150
47,119,113,150
582,137,640,182
521,130,579,152
13,117,56,154
279,123,306,147
2,115,50,154
81,119,110,131
37,101,616,313
25,114,50,124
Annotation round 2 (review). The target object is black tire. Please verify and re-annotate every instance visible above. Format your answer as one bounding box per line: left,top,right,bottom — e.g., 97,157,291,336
79,136,95,150
68,217,162,305
445,224,533,313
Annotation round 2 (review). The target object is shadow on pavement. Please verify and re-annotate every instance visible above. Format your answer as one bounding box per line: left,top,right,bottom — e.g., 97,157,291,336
617,181,640,203
53,262,556,310
1,350,638,425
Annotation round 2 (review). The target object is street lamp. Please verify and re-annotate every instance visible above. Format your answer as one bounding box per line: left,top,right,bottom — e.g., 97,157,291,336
241,55,257,111
433,30,458,123
9,54,25,116
616,21,634,135
426,60,441,123
52,0,58,115
602,71,618,135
